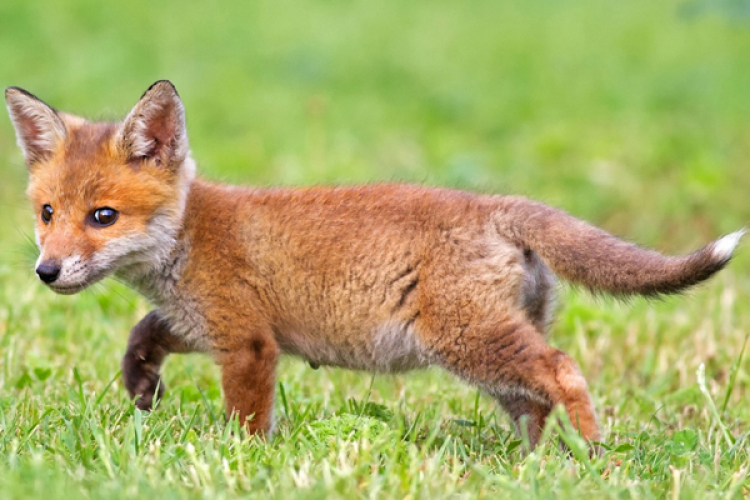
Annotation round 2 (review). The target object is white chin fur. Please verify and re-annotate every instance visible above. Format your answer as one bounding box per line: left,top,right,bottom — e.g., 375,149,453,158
711,229,746,262
47,284,88,295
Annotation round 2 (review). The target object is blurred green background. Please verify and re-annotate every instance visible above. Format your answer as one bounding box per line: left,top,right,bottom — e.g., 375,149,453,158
1,0,750,498
2,0,749,244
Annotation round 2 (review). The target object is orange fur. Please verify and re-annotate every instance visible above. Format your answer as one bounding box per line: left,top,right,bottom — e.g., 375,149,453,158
6,81,742,450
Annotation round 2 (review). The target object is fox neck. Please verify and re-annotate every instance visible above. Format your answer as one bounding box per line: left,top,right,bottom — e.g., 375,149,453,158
119,233,192,304
115,157,196,303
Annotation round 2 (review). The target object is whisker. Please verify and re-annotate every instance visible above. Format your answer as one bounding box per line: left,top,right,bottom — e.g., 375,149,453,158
92,278,139,309
0,202,33,212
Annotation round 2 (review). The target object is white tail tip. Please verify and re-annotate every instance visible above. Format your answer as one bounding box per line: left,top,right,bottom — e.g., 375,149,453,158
711,228,746,262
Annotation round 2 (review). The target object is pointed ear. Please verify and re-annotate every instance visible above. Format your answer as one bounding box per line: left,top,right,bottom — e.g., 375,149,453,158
5,87,67,167
118,80,189,168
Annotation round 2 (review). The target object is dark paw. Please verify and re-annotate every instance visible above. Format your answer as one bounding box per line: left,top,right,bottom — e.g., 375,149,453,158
122,351,166,411
134,374,165,411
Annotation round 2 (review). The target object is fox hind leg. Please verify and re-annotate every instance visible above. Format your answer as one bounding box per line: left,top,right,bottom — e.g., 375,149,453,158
422,315,599,449
497,393,552,448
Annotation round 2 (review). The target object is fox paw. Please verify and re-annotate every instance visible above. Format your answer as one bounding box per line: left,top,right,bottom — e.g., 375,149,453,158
122,350,166,411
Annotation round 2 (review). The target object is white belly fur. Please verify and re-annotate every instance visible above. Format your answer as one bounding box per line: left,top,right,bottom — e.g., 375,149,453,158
280,320,429,373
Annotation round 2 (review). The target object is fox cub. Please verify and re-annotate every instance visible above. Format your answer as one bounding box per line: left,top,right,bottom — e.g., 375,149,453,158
6,81,743,448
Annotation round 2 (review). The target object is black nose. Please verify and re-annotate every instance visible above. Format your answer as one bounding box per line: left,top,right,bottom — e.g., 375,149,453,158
36,260,61,284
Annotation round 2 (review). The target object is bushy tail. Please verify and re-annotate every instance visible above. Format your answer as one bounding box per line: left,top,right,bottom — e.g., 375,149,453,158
497,196,744,296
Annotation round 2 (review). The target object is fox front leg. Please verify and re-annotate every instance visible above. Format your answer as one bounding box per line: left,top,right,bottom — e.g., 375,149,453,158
216,332,280,436
121,310,193,410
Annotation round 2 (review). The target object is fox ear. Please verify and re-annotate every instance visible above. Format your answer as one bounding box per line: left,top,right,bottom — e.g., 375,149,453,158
119,80,189,168
5,87,67,167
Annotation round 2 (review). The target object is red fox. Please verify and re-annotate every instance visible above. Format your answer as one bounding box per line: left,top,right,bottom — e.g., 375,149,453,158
6,81,743,449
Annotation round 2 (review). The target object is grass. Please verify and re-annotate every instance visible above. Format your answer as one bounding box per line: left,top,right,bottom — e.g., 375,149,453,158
1,0,750,498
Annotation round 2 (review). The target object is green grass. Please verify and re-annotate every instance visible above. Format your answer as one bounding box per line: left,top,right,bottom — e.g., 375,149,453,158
1,0,750,498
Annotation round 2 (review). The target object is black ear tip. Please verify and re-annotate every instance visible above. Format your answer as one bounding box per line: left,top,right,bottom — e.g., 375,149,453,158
5,86,37,101
143,80,179,99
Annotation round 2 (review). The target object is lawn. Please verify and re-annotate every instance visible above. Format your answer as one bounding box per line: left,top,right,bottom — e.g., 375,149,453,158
1,0,750,498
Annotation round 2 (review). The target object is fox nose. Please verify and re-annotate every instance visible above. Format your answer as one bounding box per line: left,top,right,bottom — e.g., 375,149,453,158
36,260,61,284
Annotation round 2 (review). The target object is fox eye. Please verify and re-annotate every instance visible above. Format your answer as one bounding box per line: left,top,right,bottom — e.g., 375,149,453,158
92,207,119,227
41,204,53,224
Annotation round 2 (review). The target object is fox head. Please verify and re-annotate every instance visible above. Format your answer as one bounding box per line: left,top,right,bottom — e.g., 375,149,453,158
5,81,195,294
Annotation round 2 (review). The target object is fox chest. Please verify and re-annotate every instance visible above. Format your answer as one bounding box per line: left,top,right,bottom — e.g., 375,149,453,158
131,298,209,351
156,294,212,352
